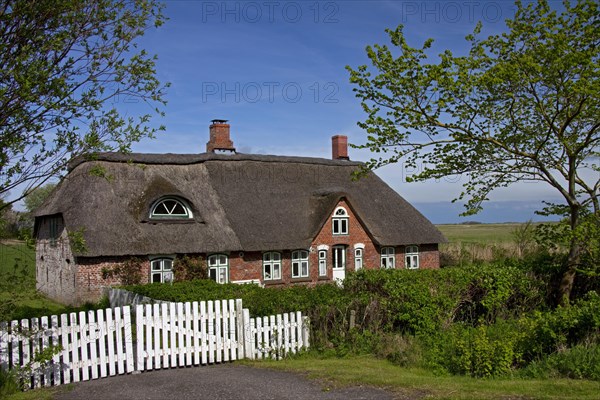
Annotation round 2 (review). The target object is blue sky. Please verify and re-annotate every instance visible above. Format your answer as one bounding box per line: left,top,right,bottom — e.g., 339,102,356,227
111,1,569,223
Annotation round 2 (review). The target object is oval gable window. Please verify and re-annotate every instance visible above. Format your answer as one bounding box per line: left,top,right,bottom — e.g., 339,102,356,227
150,198,193,219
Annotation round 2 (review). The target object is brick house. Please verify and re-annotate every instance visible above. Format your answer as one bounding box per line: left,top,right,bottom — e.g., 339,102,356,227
34,120,446,305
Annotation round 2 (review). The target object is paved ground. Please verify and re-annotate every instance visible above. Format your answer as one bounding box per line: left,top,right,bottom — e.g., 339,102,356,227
54,364,397,400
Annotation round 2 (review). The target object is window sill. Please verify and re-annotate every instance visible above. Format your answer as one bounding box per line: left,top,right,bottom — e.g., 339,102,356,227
263,279,284,285
318,276,330,281
145,219,198,224
290,277,311,283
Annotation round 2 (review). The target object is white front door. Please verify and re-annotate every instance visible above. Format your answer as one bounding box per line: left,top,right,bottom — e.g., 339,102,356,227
332,245,346,284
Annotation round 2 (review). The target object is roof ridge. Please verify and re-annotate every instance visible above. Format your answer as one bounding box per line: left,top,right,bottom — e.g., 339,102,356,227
68,152,364,171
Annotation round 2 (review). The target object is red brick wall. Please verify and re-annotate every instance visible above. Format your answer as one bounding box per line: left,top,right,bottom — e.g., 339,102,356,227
76,257,151,304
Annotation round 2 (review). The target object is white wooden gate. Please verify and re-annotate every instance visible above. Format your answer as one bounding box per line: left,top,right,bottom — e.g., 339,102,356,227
0,299,309,388
0,306,134,388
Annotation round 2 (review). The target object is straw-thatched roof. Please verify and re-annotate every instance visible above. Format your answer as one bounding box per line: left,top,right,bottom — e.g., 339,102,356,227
35,153,446,257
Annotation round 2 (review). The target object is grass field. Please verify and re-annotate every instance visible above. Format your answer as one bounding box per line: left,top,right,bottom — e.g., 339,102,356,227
436,223,526,244
247,355,600,400
0,241,66,321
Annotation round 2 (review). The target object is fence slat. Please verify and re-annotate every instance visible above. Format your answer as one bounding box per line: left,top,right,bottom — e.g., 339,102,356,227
200,301,207,365
40,316,51,387
152,304,160,369
235,299,244,359
50,315,60,385
243,309,252,360
222,300,229,362
215,301,222,364
283,313,290,356
88,311,98,380
185,302,192,367
97,311,107,378
144,304,153,371
123,306,134,373
0,321,7,372
106,309,116,376
60,315,70,384
77,312,89,382
114,307,124,374
160,303,169,368
208,301,215,364
192,302,200,366
228,299,236,361
289,312,296,354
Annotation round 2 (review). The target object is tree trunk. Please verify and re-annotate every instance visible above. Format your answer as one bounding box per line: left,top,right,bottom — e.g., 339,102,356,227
557,204,581,307
557,244,579,307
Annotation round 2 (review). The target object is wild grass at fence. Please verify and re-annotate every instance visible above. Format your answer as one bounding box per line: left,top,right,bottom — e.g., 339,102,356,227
0,242,82,321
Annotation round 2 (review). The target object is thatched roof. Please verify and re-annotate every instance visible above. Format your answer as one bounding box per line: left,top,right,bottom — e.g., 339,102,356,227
35,153,446,257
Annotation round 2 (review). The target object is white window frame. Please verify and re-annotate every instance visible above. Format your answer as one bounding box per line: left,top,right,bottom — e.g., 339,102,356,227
405,245,420,269
332,245,346,270
332,206,349,235
150,258,174,283
263,252,282,281
318,250,327,276
150,197,193,219
380,247,395,269
208,254,229,284
292,250,309,278
354,248,363,270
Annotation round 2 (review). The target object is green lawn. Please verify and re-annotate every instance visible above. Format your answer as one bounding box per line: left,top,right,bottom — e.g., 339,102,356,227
246,355,600,400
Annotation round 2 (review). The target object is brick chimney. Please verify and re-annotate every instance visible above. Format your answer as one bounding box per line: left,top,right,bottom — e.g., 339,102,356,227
332,135,349,160
207,119,235,153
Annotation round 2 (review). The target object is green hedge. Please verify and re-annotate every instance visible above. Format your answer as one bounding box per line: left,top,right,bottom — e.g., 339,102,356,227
124,263,599,379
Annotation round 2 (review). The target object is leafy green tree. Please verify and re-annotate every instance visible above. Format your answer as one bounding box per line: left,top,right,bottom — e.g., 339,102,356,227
23,183,56,213
347,0,599,305
0,0,169,210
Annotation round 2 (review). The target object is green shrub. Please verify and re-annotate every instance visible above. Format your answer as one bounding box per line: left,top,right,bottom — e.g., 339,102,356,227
517,291,600,362
424,320,525,377
521,343,600,381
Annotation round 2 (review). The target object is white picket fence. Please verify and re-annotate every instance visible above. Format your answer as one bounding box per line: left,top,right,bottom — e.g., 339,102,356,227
0,299,309,389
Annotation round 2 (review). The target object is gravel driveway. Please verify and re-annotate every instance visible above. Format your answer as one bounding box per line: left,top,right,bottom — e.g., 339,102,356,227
54,364,397,400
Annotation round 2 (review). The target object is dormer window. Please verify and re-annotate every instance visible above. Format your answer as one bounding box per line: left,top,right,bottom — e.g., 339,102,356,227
150,197,193,219
332,206,349,235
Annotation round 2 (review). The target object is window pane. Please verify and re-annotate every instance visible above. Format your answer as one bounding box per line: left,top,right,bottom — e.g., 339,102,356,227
292,262,299,277
273,264,281,279
219,255,227,265
209,268,217,281
274,253,281,261
264,264,272,280
152,273,162,283
163,271,173,282
171,202,187,215
341,219,348,234
154,203,169,215
219,268,227,283
332,220,339,233
164,260,172,270
302,261,308,276
151,261,161,271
